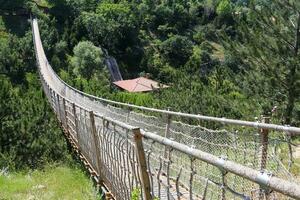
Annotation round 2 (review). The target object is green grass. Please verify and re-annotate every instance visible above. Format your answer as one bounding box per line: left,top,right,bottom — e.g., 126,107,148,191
0,165,99,200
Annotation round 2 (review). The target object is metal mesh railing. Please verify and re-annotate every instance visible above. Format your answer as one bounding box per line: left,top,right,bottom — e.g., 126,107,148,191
32,18,300,199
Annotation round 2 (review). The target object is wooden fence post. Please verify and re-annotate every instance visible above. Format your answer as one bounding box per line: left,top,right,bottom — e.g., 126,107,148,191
164,114,172,171
72,103,80,144
89,111,103,181
221,170,227,200
164,114,171,151
62,98,68,131
56,94,62,123
126,107,131,123
49,88,55,111
259,116,270,200
133,128,152,200
260,116,270,170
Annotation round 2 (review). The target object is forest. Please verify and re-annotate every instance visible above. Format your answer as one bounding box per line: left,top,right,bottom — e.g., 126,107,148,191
0,0,299,197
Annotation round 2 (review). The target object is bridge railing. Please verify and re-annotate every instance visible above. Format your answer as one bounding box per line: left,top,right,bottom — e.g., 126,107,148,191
40,73,152,199
32,17,300,199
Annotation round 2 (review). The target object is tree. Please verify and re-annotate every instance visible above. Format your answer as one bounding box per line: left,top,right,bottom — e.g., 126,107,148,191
0,32,34,84
160,35,193,67
223,0,300,125
47,0,98,21
80,2,137,53
71,41,105,79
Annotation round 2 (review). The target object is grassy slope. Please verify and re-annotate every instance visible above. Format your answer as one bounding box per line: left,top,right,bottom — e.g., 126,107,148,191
0,165,98,200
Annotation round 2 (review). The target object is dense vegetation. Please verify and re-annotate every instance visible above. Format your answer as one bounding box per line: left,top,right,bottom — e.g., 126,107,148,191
0,0,299,173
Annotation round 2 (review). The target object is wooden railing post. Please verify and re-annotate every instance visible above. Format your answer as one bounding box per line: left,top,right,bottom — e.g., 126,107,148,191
133,128,151,200
62,98,68,131
220,170,227,200
164,114,171,140
126,107,131,123
164,114,172,171
89,111,103,181
260,116,270,170
56,94,62,123
259,116,270,200
49,88,55,111
72,103,79,144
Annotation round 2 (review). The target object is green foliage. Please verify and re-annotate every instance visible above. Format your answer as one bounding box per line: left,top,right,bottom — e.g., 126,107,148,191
113,92,155,106
80,2,137,53
130,188,140,200
0,73,70,170
0,0,26,10
222,0,300,125
216,0,232,16
75,72,111,98
0,25,69,170
160,35,193,67
71,41,104,79
66,0,98,13
0,32,34,83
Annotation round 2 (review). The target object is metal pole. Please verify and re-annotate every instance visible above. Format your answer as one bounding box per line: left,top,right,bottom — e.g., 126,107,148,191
133,128,152,200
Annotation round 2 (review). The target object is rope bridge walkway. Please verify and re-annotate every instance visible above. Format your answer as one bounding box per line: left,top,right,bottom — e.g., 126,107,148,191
32,18,300,200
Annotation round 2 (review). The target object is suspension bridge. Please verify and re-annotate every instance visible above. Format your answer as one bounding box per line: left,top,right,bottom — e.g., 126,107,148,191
32,18,300,200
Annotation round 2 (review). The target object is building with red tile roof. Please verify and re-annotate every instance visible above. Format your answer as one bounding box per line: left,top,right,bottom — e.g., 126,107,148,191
113,77,169,92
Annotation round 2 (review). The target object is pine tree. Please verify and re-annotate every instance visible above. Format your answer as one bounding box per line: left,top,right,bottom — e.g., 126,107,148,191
223,0,300,125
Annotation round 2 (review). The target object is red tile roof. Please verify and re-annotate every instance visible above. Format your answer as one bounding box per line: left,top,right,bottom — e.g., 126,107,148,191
113,77,169,92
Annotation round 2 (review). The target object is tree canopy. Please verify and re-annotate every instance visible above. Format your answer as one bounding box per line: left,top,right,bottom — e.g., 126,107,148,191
71,41,104,78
